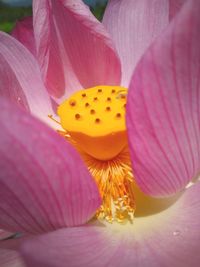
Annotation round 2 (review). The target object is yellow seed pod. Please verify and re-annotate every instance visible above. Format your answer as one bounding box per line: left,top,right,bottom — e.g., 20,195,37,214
57,85,128,160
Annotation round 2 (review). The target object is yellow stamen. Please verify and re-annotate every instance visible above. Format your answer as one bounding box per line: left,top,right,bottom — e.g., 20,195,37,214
57,85,135,223
85,147,135,223
48,114,61,125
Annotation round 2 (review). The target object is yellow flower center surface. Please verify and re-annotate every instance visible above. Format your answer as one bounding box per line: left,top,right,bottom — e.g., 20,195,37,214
57,85,135,223
57,86,127,160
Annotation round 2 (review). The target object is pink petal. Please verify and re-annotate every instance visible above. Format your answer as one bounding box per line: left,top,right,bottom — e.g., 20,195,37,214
169,0,187,20
126,0,200,196
103,0,170,86
0,98,101,234
0,32,55,127
32,0,121,101
21,183,200,267
11,17,36,56
0,249,25,267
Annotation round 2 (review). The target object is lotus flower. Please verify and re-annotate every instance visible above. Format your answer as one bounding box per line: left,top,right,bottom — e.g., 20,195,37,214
0,0,200,266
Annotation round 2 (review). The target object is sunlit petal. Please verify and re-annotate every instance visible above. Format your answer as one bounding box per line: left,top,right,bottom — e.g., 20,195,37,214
21,182,200,267
127,0,200,196
33,0,121,101
0,32,54,127
103,0,169,86
0,98,101,234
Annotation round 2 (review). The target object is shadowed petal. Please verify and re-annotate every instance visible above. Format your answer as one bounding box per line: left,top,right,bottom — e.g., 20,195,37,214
0,230,14,241
103,0,169,86
33,0,121,101
0,32,54,127
0,237,26,267
169,0,187,20
21,182,200,267
11,17,36,56
127,0,200,196
0,249,25,267
0,98,101,234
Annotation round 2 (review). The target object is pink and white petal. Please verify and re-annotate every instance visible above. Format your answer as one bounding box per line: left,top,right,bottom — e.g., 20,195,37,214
0,249,25,267
169,0,187,20
126,0,200,196
21,183,200,267
0,32,55,127
11,17,36,56
103,0,169,87
0,98,101,234
33,0,121,101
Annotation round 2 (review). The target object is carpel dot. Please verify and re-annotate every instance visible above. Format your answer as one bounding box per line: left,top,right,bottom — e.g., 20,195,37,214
75,113,81,120
116,113,121,118
69,99,76,106
57,85,128,160
95,118,101,124
90,109,95,114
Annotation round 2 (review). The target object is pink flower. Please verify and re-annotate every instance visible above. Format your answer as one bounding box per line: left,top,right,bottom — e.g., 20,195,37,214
0,0,200,267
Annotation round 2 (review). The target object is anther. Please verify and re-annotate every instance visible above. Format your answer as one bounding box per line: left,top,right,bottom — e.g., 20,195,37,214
107,97,111,102
98,89,102,93
69,99,76,106
116,90,127,99
75,113,81,120
93,97,98,101
123,103,126,108
48,114,61,125
82,93,87,98
90,109,95,114
120,95,126,99
111,89,116,93
85,102,90,107
106,106,111,111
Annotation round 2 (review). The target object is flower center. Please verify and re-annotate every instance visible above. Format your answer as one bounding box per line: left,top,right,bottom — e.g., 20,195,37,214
57,86,135,223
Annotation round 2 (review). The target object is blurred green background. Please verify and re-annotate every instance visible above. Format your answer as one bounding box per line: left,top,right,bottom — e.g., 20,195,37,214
0,4,32,33
0,0,107,33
